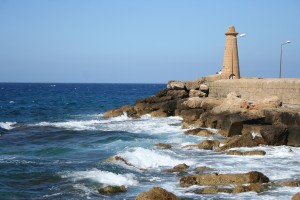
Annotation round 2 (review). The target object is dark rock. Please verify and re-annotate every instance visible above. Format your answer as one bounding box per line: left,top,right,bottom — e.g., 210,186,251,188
242,124,288,146
155,143,172,149
136,187,180,200
184,128,215,137
227,150,266,156
150,110,168,117
163,163,189,173
233,183,266,193
193,187,232,194
180,109,204,122
198,140,220,150
194,166,212,172
287,126,300,147
155,88,168,98
98,185,126,194
180,171,269,187
217,133,266,151
166,90,189,99
103,105,136,118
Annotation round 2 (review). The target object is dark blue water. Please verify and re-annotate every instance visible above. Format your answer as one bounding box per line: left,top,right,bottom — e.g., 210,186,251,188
1,83,299,200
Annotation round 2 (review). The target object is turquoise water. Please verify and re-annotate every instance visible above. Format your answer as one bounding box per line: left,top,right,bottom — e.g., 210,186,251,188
1,83,300,200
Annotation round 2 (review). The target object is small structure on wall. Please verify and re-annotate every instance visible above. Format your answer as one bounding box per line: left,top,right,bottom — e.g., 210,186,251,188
221,26,240,79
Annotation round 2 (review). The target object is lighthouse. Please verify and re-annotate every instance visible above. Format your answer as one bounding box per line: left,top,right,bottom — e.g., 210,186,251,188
221,26,240,79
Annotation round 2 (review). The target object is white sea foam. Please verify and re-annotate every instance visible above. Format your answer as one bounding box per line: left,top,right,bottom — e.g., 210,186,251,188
0,122,16,130
117,147,194,169
61,169,138,186
9,101,14,104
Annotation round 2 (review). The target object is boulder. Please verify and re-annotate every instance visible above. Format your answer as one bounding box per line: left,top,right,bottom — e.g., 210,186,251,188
189,89,206,97
287,126,300,147
150,110,168,117
167,80,185,90
155,88,168,98
182,97,203,109
217,133,266,151
155,143,172,149
197,140,220,150
103,105,137,118
211,92,246,114
98,185,126,194
180,171,269,187
194,166,212,172
136,187,180,200
185,80,200,91
241,124,288,145
227,150,266,156
163,163,189,173
180,109,204,122
193,187,232,194
233,183,266,193
184,128,214,137
292,192,300,200
271,179,300,187
166,90,189,99
199,84,209,91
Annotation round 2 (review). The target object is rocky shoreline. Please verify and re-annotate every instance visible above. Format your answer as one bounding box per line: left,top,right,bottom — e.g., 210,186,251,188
102,77,300,199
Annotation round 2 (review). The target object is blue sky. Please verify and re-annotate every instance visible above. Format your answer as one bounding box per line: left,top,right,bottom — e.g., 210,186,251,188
0,0,299,83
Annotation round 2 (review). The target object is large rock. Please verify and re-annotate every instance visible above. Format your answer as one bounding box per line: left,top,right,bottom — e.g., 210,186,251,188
252,96,282,109
199,84,209,91
189,89,206,97
200,112,265,137
163,163,189,173
184,128,215,137
197,140,220,150
233,183,266,193
211,92,246,114
136,187,180,200
180,171,269,187
103,105,136,118
287,126,300,147
217,133,266,151
182,97,222,110
227,150,266,156
166,90,188,99
167,80,185,90
185,80,200,91
242,124,288,146
98,185,126,194
180,109,204,122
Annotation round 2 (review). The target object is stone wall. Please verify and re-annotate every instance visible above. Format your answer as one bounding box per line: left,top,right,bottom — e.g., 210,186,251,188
209,78,300,105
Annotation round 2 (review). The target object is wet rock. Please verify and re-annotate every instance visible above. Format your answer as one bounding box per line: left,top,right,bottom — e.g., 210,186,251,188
227,150,266,156
194,166,212,172
271,179,300,187
193,187,232,194
155,143,172,149
150,110,168,117
163,163,189,173
106,156,135,168
136,187,180,200
217,133,266,151
98,185,126,194
167,80,185,90
197,140,220,150
292,192,300,200
180,171,269,187
103,105,136,118
242,124,288,146
184,128,214,137
233,183,266,193
287,126,300,147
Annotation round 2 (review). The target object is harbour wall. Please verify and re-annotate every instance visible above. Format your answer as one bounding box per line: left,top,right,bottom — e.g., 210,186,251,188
208,78,300,105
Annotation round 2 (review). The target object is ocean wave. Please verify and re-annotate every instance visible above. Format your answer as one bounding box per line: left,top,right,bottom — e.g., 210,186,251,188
61,169,138,186
116,147,194,169
0,122,17,130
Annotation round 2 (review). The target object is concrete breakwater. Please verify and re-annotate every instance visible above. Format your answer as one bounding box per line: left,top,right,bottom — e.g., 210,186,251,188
208,78,300,105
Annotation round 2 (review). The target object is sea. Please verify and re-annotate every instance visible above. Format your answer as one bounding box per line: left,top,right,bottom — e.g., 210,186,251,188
0,83,299,200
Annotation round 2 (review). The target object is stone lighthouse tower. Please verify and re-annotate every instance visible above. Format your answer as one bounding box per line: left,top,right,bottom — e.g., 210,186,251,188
221,26,240,79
